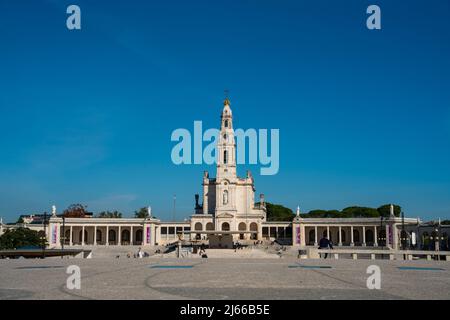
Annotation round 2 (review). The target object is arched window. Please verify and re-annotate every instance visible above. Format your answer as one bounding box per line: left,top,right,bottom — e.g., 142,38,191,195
65,229,70,244
250,222,258,240
194,222,203,231
136,229,143,243
222,222,230,231
122,229,130,243
366,229,374,244
109,229,116,243
353,230,360,243
309,229,315,244
206,222,214,231
224,150,228,164
96,229,102,243
224,120,228,128
223,190,228,205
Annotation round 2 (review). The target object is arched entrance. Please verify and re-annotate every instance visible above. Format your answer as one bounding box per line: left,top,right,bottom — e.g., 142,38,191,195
222,222,230,231
309,229,315,245
108,229,116,245
238,222,246,240
121,229,130,245
96,229,102,243
195,222,203,240
250,222,258,240
366,229,374,245
64,229,71,245
353,229,360,245
136,229,143,244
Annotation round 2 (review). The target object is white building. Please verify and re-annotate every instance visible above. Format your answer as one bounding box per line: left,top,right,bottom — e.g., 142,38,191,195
3,98,437,251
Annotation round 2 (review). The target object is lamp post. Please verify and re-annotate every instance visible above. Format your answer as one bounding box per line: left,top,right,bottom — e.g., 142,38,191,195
380,216,384,250
42,212,47,259
434,225,440,261
61,216,66,254
401,211,406,250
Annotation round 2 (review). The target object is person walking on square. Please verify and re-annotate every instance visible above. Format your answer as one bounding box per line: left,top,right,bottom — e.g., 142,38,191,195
319,235,333,259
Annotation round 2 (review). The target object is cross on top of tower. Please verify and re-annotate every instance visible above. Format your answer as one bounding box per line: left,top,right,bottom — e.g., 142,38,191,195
224,89,230,106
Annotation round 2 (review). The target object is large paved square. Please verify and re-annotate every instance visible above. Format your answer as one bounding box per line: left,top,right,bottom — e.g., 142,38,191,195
0,257,449,300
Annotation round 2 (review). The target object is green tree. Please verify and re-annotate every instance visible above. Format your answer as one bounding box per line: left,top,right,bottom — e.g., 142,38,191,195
97,210,122,218
301,210,344,218
341,206,379,218
134,207,150,219
63,204,89,218
377,204,401,217
263,202,295,221
0,227,43,250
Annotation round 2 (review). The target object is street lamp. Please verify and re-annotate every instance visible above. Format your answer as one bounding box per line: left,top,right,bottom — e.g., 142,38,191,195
380,216,384,250
41,212,47,259
401,211,406,250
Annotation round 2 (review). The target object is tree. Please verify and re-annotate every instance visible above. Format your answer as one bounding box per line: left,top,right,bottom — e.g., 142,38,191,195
97,211,122,218
341,206,380,218
134,207,150,219
63,204,89,218
263,202,295,221
377,204,401,217
0,227,43,250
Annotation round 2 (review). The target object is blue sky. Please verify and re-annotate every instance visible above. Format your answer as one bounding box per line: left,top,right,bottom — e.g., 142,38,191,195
1,0,449,222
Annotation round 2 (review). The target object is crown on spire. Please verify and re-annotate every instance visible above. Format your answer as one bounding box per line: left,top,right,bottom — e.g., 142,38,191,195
223,89,230,106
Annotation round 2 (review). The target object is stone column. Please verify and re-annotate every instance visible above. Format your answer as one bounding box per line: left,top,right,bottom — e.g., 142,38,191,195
69,226,73,246
386,224,390,248
81,226,85,246
326,226,330,239
314,226,318,246
338,226,342,246
131,226,134,245
392,224,399,250
362,226,366,247
350,226,354,246
300,224,306,246
118,226,122,246
94,226,97,245
106,226,109,246
374,226,378,247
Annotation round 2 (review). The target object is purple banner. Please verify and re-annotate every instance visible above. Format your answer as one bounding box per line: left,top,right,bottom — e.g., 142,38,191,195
295,226,301,244
388,225,393,245
52,225,57,244
146,226,151,244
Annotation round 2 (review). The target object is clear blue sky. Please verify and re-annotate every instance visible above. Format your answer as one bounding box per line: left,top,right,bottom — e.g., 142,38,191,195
1,0,449,222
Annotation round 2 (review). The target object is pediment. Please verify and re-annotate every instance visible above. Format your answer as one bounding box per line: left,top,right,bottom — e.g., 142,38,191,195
216,212,234,218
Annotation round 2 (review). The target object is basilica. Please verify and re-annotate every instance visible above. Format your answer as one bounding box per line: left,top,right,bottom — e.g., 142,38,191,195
1,99,430,251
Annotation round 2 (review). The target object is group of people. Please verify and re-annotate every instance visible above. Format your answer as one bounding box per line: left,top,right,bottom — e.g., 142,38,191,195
125,247,146,259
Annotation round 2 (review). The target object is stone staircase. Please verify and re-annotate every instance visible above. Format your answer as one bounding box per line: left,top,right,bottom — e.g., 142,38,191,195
68,245,161,258
161,247,281,259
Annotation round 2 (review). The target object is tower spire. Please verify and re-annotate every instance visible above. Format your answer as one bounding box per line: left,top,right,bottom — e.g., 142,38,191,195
224,89,230,106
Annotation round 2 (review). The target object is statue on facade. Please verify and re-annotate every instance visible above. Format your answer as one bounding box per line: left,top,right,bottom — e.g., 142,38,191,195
147,206,152,218
52,205,56,217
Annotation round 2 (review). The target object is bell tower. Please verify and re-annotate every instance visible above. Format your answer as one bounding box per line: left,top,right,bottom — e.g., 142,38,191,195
216,97,237,181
